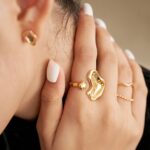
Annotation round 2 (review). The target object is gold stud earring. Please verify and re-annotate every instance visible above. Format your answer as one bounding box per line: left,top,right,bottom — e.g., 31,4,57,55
22,30,37,46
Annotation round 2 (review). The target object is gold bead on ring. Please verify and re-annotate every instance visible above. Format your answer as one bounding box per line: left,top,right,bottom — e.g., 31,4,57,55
69,81,88,90
117,94,134,102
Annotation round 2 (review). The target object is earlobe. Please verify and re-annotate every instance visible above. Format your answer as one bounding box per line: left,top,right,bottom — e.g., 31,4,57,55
17,0,53,45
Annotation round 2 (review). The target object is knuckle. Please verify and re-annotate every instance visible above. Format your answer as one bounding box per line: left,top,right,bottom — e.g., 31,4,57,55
76,110,90,125
140,84,148,96
83,21,94,30
42,91,60,103
103,109,121,129
74,106,97,128
125,120,144,140
101,50,117,65
79,16,95,30
76,45,97,62
135,82,148,95
119,63,132,77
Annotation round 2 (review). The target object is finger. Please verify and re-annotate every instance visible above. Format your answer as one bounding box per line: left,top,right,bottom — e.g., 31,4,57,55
37,60,65,150
125,49,148,125
95,18,118,103
114,44,133,110
70,4,97,101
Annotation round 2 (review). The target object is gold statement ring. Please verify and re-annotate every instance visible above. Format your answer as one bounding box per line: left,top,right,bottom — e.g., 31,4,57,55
69,69,105,101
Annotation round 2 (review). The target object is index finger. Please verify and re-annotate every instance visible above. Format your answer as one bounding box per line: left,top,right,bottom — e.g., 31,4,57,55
69,3,97,102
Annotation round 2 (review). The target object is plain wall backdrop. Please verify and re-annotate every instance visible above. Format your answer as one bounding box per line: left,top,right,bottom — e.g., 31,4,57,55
83,0,150,68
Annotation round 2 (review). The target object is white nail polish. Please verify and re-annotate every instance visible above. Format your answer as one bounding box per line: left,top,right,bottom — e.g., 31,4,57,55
95,18,107,29
110,36,115,42
125,49,135,60
47,60,60,83
83,3,93,16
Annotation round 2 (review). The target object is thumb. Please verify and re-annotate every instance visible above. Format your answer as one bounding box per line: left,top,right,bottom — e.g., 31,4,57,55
37,60,65,150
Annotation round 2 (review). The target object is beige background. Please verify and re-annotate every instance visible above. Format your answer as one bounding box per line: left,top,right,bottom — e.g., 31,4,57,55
83,0,150,69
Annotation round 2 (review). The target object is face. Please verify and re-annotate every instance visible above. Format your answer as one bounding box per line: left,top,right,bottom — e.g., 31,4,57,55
0,0,75,131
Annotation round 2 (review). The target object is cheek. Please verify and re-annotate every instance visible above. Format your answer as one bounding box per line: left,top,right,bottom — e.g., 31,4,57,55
0,2,21,49
0,3,34,87
0,17,36,120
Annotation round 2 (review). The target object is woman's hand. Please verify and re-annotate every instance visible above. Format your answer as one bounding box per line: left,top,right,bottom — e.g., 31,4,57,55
37,3,148,150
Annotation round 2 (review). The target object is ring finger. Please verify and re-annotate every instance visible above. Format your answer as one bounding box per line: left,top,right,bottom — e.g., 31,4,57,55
115,44,133,111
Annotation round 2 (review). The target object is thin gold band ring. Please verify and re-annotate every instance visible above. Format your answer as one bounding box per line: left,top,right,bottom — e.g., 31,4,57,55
118,82,134,87
117,94,134,102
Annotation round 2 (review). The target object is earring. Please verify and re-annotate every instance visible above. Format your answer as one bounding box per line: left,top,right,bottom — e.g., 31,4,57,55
22,30,37,46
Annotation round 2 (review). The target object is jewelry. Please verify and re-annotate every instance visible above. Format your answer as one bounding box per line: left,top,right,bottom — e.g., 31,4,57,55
87,69,105,101
69,81,88,90
118,82,134,87
117,94,134,102
70,69,105,101
22,30,37,46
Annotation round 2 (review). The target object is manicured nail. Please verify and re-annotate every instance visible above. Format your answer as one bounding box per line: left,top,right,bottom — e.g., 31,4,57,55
95,18,107,29
110,36,115,42
47,60,60,83
83,3,93,16
125,49,135,60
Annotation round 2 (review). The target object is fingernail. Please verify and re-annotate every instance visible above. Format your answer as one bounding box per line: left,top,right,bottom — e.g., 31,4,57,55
95,18,107,29
47,60,60,83
83,3,93,16
110,36,115,42
125,49,135,60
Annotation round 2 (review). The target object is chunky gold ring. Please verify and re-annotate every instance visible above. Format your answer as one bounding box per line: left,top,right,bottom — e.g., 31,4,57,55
70,69,105,101
118,82,134,87
117,94,134,102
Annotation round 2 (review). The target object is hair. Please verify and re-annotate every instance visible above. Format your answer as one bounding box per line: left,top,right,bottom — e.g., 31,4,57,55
56,0,81,21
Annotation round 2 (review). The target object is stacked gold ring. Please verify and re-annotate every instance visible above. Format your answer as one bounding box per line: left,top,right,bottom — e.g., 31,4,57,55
117,82,134,102
69,69,134,102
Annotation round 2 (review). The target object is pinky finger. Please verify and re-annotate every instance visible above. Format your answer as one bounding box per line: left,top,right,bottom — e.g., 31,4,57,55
125,49,148,125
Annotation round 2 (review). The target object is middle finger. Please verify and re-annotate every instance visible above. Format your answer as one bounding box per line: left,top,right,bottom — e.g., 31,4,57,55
96,19,118,105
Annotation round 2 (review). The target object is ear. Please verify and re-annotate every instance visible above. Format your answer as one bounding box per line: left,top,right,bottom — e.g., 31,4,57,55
17,0,53,36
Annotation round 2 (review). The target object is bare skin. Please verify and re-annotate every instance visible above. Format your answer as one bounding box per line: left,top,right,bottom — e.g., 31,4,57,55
0,1,148,149
37,4,148,150
0,0,74,133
